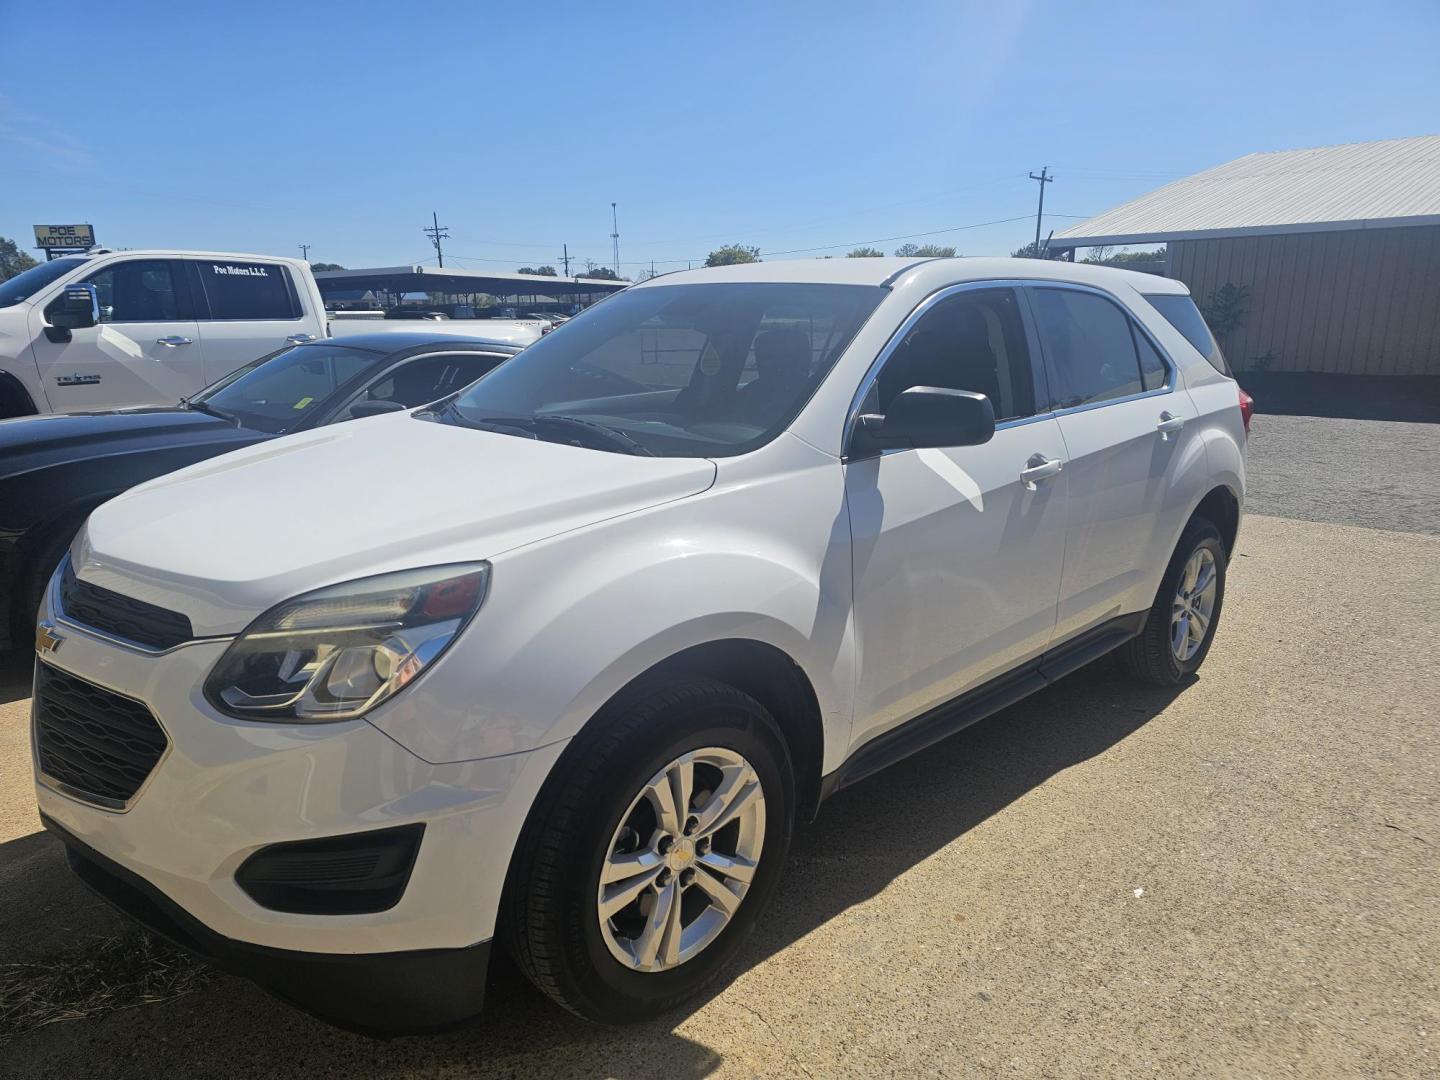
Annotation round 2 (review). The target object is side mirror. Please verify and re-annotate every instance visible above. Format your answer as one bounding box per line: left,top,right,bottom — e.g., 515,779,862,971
853,386,995,455
348,398,408,419
50,283,100,331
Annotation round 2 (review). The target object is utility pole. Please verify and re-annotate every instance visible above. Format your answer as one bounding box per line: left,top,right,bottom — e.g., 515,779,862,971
298,243,310,262
422,211,450,268
558,243,571,276
610,202,620,277
1028,167,1053,254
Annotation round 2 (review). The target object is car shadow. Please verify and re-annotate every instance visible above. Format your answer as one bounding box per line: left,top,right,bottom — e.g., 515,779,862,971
0,658,1192,1077
0,650,32,706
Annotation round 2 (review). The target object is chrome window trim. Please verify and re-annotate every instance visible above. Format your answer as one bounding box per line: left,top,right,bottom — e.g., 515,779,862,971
842,279,1050,452
1024,281,1180,416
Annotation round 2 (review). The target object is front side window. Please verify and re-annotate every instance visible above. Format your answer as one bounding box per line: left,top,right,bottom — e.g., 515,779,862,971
870,287,1037,421
1031,288,1147,409
196,344,375,432
437,282,885,457
196,261,299,320
84,260,181,323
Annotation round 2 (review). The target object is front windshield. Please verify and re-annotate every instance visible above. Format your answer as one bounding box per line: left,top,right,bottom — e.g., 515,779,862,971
195,343,376,433
441,282,885,457
0,257,86,308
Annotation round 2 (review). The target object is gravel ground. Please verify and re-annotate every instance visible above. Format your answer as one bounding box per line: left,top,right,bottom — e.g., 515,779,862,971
1,512,1436,1078
1245,413,1440,534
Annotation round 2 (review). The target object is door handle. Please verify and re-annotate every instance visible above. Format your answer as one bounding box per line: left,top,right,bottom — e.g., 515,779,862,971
1156,411,1186,440
155,336,193,347
286,333,316,344
1020,454,1063,490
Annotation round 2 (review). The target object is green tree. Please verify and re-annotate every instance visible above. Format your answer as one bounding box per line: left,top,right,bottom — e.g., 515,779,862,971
704,244,762,267
310,262,346,272
846,247,886,258
580,266,621,280
1200,283,1250,353
518,266,558,276
893,243,956,258
0,236,40,282
1010,241,1065,260
1081,246,1165,266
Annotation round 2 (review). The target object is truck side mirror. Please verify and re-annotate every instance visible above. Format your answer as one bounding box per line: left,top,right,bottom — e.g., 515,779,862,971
851,386,995,457
47,283,101,337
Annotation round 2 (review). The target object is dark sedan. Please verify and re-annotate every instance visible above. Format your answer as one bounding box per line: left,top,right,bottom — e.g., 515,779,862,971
0,332,521,649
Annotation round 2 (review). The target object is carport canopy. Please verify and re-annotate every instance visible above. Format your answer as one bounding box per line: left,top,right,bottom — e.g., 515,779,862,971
314,265,628,306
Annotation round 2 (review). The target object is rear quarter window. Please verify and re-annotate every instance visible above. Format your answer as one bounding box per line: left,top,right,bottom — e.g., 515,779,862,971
197,261,301,320
1144,293,1230,376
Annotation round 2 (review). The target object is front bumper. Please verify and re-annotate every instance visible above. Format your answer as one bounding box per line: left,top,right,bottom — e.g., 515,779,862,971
45,814,489,1036
32,593,568,1029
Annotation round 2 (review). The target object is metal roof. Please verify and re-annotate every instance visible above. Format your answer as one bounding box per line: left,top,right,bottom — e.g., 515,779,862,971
1052,135,1440,248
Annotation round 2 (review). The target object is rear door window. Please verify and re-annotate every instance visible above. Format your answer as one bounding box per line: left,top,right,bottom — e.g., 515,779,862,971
195,260,300,320
1135,331,1169,391
1031,288,1145,409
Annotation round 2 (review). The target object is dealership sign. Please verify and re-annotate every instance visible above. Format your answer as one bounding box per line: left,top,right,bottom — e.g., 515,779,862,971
34,224,96,251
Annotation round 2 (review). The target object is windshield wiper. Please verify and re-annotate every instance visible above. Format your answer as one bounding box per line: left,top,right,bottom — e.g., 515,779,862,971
181,398,235,423
528,414,654,456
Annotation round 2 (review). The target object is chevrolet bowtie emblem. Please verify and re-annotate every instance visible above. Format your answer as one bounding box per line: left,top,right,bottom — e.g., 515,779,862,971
35,622,64,655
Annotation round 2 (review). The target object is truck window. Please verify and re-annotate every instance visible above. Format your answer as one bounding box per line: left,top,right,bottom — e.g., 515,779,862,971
85,260,181,323
196,261,300,320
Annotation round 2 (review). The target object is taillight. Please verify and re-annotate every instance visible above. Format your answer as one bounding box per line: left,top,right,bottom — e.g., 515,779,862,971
1238,387,1254,437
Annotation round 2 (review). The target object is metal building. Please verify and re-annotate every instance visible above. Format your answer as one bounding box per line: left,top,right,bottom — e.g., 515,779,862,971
1049,136,1440,376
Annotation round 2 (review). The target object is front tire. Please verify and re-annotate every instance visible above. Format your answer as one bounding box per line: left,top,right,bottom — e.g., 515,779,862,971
1119,517,1227,686
503,678,794,1023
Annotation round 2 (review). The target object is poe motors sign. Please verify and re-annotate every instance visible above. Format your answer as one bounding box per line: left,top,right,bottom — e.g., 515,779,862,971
34,224,96,259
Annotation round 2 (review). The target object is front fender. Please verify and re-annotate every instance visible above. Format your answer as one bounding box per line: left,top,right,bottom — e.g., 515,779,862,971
366,439,855,767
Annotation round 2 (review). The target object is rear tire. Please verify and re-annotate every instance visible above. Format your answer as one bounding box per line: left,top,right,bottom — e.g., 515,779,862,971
502,677,794,1023
1119,517,1227,686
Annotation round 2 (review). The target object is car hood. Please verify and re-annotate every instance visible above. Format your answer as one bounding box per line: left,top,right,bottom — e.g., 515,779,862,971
76,412,717,635
0,407,241,476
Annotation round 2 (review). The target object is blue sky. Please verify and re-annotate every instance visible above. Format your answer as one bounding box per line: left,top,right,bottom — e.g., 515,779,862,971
3,0,1438,274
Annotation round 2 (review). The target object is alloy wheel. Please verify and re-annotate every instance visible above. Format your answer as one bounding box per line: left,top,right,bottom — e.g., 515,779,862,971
1170,546,1218,662
598,747,765,972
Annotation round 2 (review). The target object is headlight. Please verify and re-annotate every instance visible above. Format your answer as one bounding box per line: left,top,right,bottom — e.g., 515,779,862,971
204,563,490,722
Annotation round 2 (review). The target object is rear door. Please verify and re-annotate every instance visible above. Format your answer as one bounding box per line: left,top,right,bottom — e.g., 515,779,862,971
1027,284,1201,642
28,257,203,411
187,259,316,384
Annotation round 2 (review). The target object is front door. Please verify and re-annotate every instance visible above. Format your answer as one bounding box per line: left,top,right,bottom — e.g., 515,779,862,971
845,286,1068,754
29,257,203,411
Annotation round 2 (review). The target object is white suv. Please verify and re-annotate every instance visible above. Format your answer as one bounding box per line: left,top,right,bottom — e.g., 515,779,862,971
32,257,1247,1034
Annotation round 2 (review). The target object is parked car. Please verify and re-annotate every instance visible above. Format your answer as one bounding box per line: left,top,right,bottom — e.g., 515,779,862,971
33,257,1247,1035
0,332,521,649
0,250,329,417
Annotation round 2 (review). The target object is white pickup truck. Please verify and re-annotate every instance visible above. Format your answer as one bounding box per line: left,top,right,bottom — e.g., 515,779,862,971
0,249,328,417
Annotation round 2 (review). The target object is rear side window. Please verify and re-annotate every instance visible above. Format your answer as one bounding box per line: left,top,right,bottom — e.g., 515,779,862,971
196,261,300,320
1031,288,1146,408
1144,293,1230,376
1136,331,1169,391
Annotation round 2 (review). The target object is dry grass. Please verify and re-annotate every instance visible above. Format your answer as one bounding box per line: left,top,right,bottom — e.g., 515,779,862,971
0,931,213,1042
